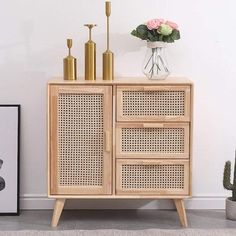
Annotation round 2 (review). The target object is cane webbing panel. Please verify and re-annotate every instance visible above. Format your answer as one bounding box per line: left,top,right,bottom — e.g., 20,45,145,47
122,90,185,117
58,93,104,187
121,127,185,154
121,164,185,190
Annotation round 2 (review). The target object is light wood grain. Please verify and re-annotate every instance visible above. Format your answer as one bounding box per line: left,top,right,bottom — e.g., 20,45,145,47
116,85,191,122
47,85,51,196
48,194,190,199
174,199,188,227
48,77,193,85
116,123,189,159
47,79,193,227
49,85,113,195
51,199,65,227
116,159,189,195
189,84,194,196
112,86,116,195
50,86,59,194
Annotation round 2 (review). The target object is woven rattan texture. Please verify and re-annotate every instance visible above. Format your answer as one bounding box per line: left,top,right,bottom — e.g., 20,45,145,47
58,93,104,187
122,90,185,117
121,164,185,190
121,127,185,154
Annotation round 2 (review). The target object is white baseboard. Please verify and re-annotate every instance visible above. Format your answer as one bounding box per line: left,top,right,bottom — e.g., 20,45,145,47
20,194,226,210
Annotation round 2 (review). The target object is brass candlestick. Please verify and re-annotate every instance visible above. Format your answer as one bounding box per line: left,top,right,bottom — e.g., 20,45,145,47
84,24,97,80
63,39,77,80
103,1,114,80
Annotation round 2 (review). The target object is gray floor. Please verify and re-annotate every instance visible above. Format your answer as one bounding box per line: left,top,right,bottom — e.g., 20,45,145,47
0,210,235,230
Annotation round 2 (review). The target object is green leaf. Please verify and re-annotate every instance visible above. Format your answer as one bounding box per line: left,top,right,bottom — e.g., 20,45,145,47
136,25,148,37
168,37,175,43
147,31,154,41
152,29,159,36
159,35,164,41
162,36,168,42
131,30,138,37
171,29,180,40
166,35,174,43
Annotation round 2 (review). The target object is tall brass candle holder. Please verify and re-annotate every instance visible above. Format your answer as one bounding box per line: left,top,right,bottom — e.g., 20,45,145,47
84,24,97,80
103,1,114,80
63,39,77,80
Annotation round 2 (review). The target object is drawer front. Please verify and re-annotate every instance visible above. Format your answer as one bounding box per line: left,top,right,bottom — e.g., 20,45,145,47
117,86,191,122
116,159,189,195
116,123,189,159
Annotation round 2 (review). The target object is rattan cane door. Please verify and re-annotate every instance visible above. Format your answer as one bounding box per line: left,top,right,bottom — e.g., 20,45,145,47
49,86,112,195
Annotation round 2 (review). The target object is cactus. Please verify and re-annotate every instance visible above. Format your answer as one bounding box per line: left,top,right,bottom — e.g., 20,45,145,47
223,154,236,201
0,159,5,191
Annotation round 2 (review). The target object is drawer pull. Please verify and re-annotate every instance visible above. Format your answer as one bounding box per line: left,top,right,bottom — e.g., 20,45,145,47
105,131,111,152
142,123,164,128
142,87,171,91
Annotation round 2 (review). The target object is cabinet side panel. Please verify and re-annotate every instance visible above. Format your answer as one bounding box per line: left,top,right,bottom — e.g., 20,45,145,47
189,84,194,196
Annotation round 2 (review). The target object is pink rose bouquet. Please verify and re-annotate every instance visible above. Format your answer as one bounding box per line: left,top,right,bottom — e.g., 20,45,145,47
131,18,180,43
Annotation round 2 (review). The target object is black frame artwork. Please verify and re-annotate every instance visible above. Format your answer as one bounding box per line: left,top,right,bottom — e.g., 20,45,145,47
0,105,20,215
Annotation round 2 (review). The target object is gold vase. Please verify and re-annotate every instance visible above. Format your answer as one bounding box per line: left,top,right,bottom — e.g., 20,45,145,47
84,24,97,80
63,39,77,80
103,1,114,80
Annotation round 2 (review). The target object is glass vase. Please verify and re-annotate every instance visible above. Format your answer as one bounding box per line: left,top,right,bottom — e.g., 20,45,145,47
142,41,170,80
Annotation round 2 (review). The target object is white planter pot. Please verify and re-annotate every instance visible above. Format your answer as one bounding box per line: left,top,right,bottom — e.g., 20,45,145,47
226,198,236,220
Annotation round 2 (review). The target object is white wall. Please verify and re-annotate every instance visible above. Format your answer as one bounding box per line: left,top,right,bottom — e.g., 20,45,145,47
1,0,236,209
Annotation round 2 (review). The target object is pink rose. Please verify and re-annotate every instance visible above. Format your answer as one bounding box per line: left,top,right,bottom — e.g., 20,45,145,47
166,20,178,29
147,19,164,30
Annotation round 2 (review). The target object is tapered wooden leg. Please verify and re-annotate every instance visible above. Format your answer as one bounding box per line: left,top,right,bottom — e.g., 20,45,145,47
174,199,188,227
51,199,65,227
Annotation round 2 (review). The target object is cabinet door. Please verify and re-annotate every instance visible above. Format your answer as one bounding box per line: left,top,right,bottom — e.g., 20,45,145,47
49,85,112,195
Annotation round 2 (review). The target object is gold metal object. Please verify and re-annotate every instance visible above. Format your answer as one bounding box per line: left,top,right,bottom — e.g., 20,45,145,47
103,50,114,81
84,24,97,80
103,1,114,80
63,39,77,80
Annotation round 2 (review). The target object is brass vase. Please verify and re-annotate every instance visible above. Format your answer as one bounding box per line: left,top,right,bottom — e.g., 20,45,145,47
63,39,77,80
84,24,97,80
103,1,114,80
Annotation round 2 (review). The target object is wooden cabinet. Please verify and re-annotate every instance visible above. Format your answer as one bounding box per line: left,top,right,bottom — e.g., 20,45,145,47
48,77,193,227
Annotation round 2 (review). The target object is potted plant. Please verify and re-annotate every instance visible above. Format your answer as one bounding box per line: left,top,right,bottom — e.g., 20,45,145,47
131,18,180,80
223,153,236,220
0,159,5,191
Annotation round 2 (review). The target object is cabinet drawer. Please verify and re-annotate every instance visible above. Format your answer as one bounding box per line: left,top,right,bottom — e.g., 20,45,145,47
116,123,189,159
117,86,191,122
116,159,189,195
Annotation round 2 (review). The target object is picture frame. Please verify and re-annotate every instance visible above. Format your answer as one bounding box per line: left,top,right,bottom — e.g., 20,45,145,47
0,105,20,215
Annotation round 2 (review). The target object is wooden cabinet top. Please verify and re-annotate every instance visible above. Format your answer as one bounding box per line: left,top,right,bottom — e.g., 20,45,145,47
48,77,193,85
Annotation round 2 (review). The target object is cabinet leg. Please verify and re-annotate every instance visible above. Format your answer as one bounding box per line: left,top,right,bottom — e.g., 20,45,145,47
51,199,65,227
174,199,188,227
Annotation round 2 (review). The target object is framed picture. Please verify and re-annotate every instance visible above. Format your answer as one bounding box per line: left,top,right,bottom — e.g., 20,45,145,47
0,105,20,215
